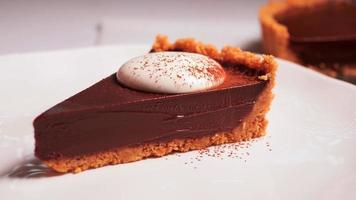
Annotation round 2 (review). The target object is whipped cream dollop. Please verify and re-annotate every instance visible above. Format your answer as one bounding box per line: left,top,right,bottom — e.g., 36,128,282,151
116,52,226,94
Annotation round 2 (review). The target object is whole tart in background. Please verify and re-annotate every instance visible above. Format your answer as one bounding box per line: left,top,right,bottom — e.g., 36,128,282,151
260,0,356,83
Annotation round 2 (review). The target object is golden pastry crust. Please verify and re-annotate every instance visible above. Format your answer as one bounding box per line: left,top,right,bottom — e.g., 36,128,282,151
44,35,277,173
152,35,277,82
259,0,296,62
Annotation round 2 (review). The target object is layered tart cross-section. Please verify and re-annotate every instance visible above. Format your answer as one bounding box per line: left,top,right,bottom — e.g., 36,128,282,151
260,0,356,83
34,35,277,173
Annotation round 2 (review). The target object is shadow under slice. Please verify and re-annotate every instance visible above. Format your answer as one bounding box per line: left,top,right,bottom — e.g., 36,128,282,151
4,158,63,179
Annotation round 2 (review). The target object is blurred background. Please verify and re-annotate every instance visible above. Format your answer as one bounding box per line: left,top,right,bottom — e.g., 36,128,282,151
0,0,265,55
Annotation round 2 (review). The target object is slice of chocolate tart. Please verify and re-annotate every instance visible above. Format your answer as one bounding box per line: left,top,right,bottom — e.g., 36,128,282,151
34,35,277,173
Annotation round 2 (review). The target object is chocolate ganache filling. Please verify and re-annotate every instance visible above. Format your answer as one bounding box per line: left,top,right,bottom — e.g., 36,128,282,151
276,1,356,67
34,57,267,160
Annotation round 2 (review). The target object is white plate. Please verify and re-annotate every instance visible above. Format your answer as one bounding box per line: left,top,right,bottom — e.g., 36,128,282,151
0,46,355,200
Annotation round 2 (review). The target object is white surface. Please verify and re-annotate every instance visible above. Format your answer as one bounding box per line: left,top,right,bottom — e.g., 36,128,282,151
0,46,356,200
117,52,225,93
0,0,264,55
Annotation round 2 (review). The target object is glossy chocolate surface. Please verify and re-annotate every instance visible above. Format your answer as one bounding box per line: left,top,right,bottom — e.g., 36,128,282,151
34,63,267,160
277,2,356,65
